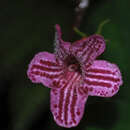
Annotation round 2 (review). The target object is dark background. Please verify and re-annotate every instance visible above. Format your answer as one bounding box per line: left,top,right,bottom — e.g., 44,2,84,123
0,0,130,130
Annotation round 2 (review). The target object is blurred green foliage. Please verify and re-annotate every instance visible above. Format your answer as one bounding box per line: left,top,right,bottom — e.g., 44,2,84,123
0,0,130,130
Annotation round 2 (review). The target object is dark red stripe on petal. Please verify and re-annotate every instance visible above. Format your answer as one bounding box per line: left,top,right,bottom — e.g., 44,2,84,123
40,59,58,67
57,74,73,123
31,71,62,79
64,73,79,125
64,84,73,125
83,49,94,65
78,87,85,95
70,87,77,124
76,43,88,56
53,76,65,88
81,44,91,57
58,84,67,123
53,80,61,88
85,79,112,88
81,48,88,57
78,87,88,95
87,68,114,75
31,64,62,72
86,74,120,82
73,41,87,56
82,87,88,94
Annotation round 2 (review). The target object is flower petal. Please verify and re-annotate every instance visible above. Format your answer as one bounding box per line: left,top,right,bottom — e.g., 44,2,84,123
71,35,105,69
27,52,64,88
54,24,71,61
50,72,88,128
84,60,123,97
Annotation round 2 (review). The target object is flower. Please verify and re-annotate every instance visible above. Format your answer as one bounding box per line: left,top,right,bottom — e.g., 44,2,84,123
27,24,123,128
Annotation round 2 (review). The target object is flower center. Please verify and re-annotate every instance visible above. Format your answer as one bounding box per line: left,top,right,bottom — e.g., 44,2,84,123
68,64,79,72
65,56,81,73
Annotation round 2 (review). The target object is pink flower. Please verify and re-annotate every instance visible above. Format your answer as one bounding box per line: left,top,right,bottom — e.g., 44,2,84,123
27,24,123,128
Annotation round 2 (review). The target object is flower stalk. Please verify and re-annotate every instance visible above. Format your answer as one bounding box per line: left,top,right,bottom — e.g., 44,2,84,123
70,0,90,40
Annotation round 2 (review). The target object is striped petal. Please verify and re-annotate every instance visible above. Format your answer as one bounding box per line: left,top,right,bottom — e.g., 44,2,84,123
71,35,105,69
84,60,123,97
54,24,71,61
27,52,64,88
50,72,88,128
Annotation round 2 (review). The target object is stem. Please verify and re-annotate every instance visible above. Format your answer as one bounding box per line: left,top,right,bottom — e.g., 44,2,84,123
69,0,89,40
